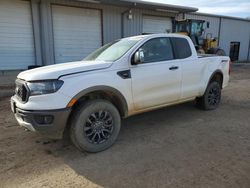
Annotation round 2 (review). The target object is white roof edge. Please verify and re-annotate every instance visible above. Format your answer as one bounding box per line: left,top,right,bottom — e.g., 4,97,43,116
126,33,190,39
121,0,198,13
190,12,250,22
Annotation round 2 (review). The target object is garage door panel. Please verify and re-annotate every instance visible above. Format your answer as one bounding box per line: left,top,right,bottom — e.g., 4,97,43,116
0,38,33,44
143,15,172,34
54,49,98,55
58,23,101,29
53,27,101,33
53,32,101,38
0,8,32,17
53,38,101,44
0,23,33,29
54,15,101,22
0,55,35,60
0,0,35,70
52,5,102,64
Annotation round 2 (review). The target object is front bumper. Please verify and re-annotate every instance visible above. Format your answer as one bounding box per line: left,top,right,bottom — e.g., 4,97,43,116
11,98,71,139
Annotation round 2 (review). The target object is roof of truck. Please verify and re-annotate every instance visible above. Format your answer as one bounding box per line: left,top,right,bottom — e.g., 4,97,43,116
126,33,189,39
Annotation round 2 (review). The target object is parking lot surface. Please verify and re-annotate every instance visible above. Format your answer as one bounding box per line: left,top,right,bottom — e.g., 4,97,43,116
0,65,250,188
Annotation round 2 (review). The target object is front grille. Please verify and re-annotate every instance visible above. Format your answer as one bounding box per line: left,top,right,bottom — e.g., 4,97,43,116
15,80,28,102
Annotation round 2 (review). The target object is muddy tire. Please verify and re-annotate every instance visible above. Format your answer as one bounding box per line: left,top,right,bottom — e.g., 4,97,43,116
70,99,121,153
196,81,221,110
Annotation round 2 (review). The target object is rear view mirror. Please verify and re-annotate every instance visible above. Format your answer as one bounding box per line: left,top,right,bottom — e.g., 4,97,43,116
133,50,144,65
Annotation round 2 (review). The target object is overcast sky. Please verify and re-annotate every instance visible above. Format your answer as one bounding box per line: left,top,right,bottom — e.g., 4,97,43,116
142,0,250,18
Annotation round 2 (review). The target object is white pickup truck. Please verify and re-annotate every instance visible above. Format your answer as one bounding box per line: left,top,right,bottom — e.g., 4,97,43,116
11,34,230,152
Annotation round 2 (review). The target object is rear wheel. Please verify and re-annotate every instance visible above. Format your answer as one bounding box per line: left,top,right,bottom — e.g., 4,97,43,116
70,99,121,153
196,81,221,110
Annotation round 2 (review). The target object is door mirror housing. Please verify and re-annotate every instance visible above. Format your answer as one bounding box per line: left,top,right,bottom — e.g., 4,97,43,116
133,50,144,65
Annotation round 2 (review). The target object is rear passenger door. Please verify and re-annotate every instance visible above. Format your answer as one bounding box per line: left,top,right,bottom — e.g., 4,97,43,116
130,37,182,111
171,37,204,99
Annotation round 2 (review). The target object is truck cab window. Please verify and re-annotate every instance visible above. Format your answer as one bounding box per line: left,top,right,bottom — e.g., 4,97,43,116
139,37,174,63
171,37,192,59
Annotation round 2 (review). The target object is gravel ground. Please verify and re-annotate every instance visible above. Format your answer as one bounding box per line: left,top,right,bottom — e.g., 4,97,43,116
0,65,250,188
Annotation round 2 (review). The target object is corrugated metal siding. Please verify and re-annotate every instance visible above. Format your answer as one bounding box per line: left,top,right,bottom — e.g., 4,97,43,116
142,15,172,34
51,0,125,44
52,5,102,63
1,0,249,70
184,13,220,39
123,8,176,37
50,1,176,41
219,18,250,61
142,9,176,18
0,0,35,70
103,6,124,43
122,9,142,37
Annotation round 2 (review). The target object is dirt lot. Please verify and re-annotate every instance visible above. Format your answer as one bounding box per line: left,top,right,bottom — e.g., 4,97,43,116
0,65,250,188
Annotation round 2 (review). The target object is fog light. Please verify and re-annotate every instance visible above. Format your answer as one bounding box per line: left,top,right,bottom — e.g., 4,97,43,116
34,115,54,124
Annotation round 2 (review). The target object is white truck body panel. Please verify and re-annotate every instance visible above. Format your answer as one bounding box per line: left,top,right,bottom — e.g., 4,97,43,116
12,34,230,116
17,60,112,81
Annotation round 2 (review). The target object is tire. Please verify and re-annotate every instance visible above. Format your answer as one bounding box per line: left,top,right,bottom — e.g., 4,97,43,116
196,81,221,110
70,99,121,153
215,49,226,56
207,48,226,56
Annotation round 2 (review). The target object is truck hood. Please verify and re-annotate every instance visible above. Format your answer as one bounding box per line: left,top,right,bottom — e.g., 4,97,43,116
18,60,112,81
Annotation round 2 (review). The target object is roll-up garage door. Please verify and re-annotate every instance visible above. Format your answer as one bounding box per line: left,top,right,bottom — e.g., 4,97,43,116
52,5,102,64
0,0,35,70
143,15,172,34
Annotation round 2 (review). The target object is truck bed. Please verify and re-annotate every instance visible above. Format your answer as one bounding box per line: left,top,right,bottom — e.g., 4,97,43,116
198,54,217,58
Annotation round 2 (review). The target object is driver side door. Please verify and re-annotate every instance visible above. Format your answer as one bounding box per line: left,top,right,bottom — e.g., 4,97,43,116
130,37,182,111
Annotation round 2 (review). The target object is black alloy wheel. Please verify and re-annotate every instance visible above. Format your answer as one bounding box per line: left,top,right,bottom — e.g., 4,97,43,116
84,110,114,144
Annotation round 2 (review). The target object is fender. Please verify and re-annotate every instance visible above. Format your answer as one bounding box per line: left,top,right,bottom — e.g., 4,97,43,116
71,85,128,117
206,69,224,89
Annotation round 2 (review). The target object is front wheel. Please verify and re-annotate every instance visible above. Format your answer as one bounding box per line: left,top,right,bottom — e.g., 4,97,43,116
70,99,121,153
196,81,221,110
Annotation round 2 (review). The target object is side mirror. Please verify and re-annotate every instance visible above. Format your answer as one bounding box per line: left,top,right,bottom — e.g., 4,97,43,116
133,50,144,65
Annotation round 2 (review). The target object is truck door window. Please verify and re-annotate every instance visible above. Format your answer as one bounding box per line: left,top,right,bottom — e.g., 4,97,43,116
139,37,174,63
171,38,192,59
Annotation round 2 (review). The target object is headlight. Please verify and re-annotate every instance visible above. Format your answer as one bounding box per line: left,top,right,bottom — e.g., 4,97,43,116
27,80,64,96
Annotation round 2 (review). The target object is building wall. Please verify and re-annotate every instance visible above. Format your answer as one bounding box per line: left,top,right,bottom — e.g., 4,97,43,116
35,0,176,66
38,0,127,65
1,0,250,70
0,0,36,70
51,0,127,43
0,0,176,69
122,9,176,37
219,18,250,61
178,13,250,61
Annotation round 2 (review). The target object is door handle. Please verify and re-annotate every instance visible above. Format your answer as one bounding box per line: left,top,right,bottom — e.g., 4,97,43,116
169,66,179,70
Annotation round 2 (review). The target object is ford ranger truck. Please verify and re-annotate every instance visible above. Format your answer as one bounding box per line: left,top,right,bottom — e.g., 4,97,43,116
11,34,230,152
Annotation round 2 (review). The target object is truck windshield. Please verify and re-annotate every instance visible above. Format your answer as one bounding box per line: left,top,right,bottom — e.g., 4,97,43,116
84,37,142,61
